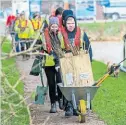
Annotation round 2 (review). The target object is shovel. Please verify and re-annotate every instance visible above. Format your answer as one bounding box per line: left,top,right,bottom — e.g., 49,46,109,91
35,57,48,104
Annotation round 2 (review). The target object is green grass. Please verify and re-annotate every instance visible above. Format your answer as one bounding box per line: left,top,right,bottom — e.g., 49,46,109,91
78,21,126,40
2,40,24,94
1,40,29,125
1,39,126,125
78,21,126,34
92,61,126,125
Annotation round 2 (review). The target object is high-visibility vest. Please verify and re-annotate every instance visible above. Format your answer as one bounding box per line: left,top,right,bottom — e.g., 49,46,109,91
44,28,64,53
19,19,28,28
31,18,43,39
61,27,81,50
15,19,33,39
31,19,40,30
44,28,64,66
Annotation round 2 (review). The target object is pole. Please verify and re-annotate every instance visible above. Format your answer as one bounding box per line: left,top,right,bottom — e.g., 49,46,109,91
93,0,96,22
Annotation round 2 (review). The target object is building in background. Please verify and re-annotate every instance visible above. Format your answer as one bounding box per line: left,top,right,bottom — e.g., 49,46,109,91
0,0,12,19
41,0,63,16
29,0,42,18
0,0,126,20
12,0,29,18
75,0,95,20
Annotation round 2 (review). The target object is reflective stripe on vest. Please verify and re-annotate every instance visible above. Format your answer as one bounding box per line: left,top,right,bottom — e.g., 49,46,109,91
61,27,81,50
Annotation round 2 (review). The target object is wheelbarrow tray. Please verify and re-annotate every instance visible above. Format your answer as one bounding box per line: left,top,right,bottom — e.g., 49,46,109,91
58,83,98,103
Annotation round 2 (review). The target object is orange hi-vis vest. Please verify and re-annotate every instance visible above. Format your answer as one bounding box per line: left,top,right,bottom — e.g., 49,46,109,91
44,28,52,53
44,28,64,53
61,27,81,50
44,28,56,66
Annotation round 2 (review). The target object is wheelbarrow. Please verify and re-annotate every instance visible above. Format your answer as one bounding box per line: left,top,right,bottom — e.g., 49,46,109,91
58,83,99,123
57,52,98,123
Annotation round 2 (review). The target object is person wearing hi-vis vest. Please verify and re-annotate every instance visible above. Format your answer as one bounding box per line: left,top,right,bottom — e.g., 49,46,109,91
14,11,34,51
44,17,64,113
61,10,93,117
31,12,43,46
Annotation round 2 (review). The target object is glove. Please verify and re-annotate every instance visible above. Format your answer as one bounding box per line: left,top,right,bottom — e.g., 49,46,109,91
55,66,60,72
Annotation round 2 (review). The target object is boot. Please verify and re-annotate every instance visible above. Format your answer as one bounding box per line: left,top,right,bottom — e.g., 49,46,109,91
58,99,63,110
65,102,73,117
73,109,79,116
50,103,57,113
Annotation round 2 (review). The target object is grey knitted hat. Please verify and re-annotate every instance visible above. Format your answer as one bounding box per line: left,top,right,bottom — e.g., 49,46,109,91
49,17,59,26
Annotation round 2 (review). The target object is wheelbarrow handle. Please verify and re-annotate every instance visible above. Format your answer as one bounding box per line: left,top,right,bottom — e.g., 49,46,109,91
93,58,126,87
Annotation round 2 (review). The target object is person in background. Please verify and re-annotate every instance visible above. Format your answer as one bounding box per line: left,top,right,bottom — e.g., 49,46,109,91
50,5,56,18
14,13,21,52
31,12,43,45
55,7,64,30
61,10,93,117
6,14,16,34
44,17,64,113
14,11,34,51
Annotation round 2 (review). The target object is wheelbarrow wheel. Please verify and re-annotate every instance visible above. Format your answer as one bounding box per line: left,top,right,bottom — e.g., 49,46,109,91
78,100,86,123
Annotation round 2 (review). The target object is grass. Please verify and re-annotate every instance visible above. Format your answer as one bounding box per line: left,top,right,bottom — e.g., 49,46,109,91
1,39,29,125
2,39,24,94
78,21,126,41
92,60,126,125
1,38,126,125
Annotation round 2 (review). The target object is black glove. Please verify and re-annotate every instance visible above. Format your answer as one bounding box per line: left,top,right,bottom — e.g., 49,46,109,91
36,55,43,60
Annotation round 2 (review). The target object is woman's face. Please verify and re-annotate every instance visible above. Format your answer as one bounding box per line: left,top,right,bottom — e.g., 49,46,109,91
35,15,39,20
50,24,59,33
66,17,75,32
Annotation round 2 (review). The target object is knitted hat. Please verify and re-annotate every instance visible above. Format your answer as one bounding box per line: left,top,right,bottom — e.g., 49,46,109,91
62,10,73,22
49,17,59,26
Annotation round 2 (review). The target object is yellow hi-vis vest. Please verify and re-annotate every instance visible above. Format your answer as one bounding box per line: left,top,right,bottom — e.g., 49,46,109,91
45,55,55,66
15,19,34,39
31,18,43,39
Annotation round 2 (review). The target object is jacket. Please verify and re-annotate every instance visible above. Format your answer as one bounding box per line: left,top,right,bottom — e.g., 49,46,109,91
15,19,34,39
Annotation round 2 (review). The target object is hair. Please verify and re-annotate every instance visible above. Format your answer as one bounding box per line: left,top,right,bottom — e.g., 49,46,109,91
55,7,64,16
66,17,75,22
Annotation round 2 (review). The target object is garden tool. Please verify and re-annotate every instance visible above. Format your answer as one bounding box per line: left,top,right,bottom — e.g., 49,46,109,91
35,56,48,104
123,35,126,68
93,58,126,87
